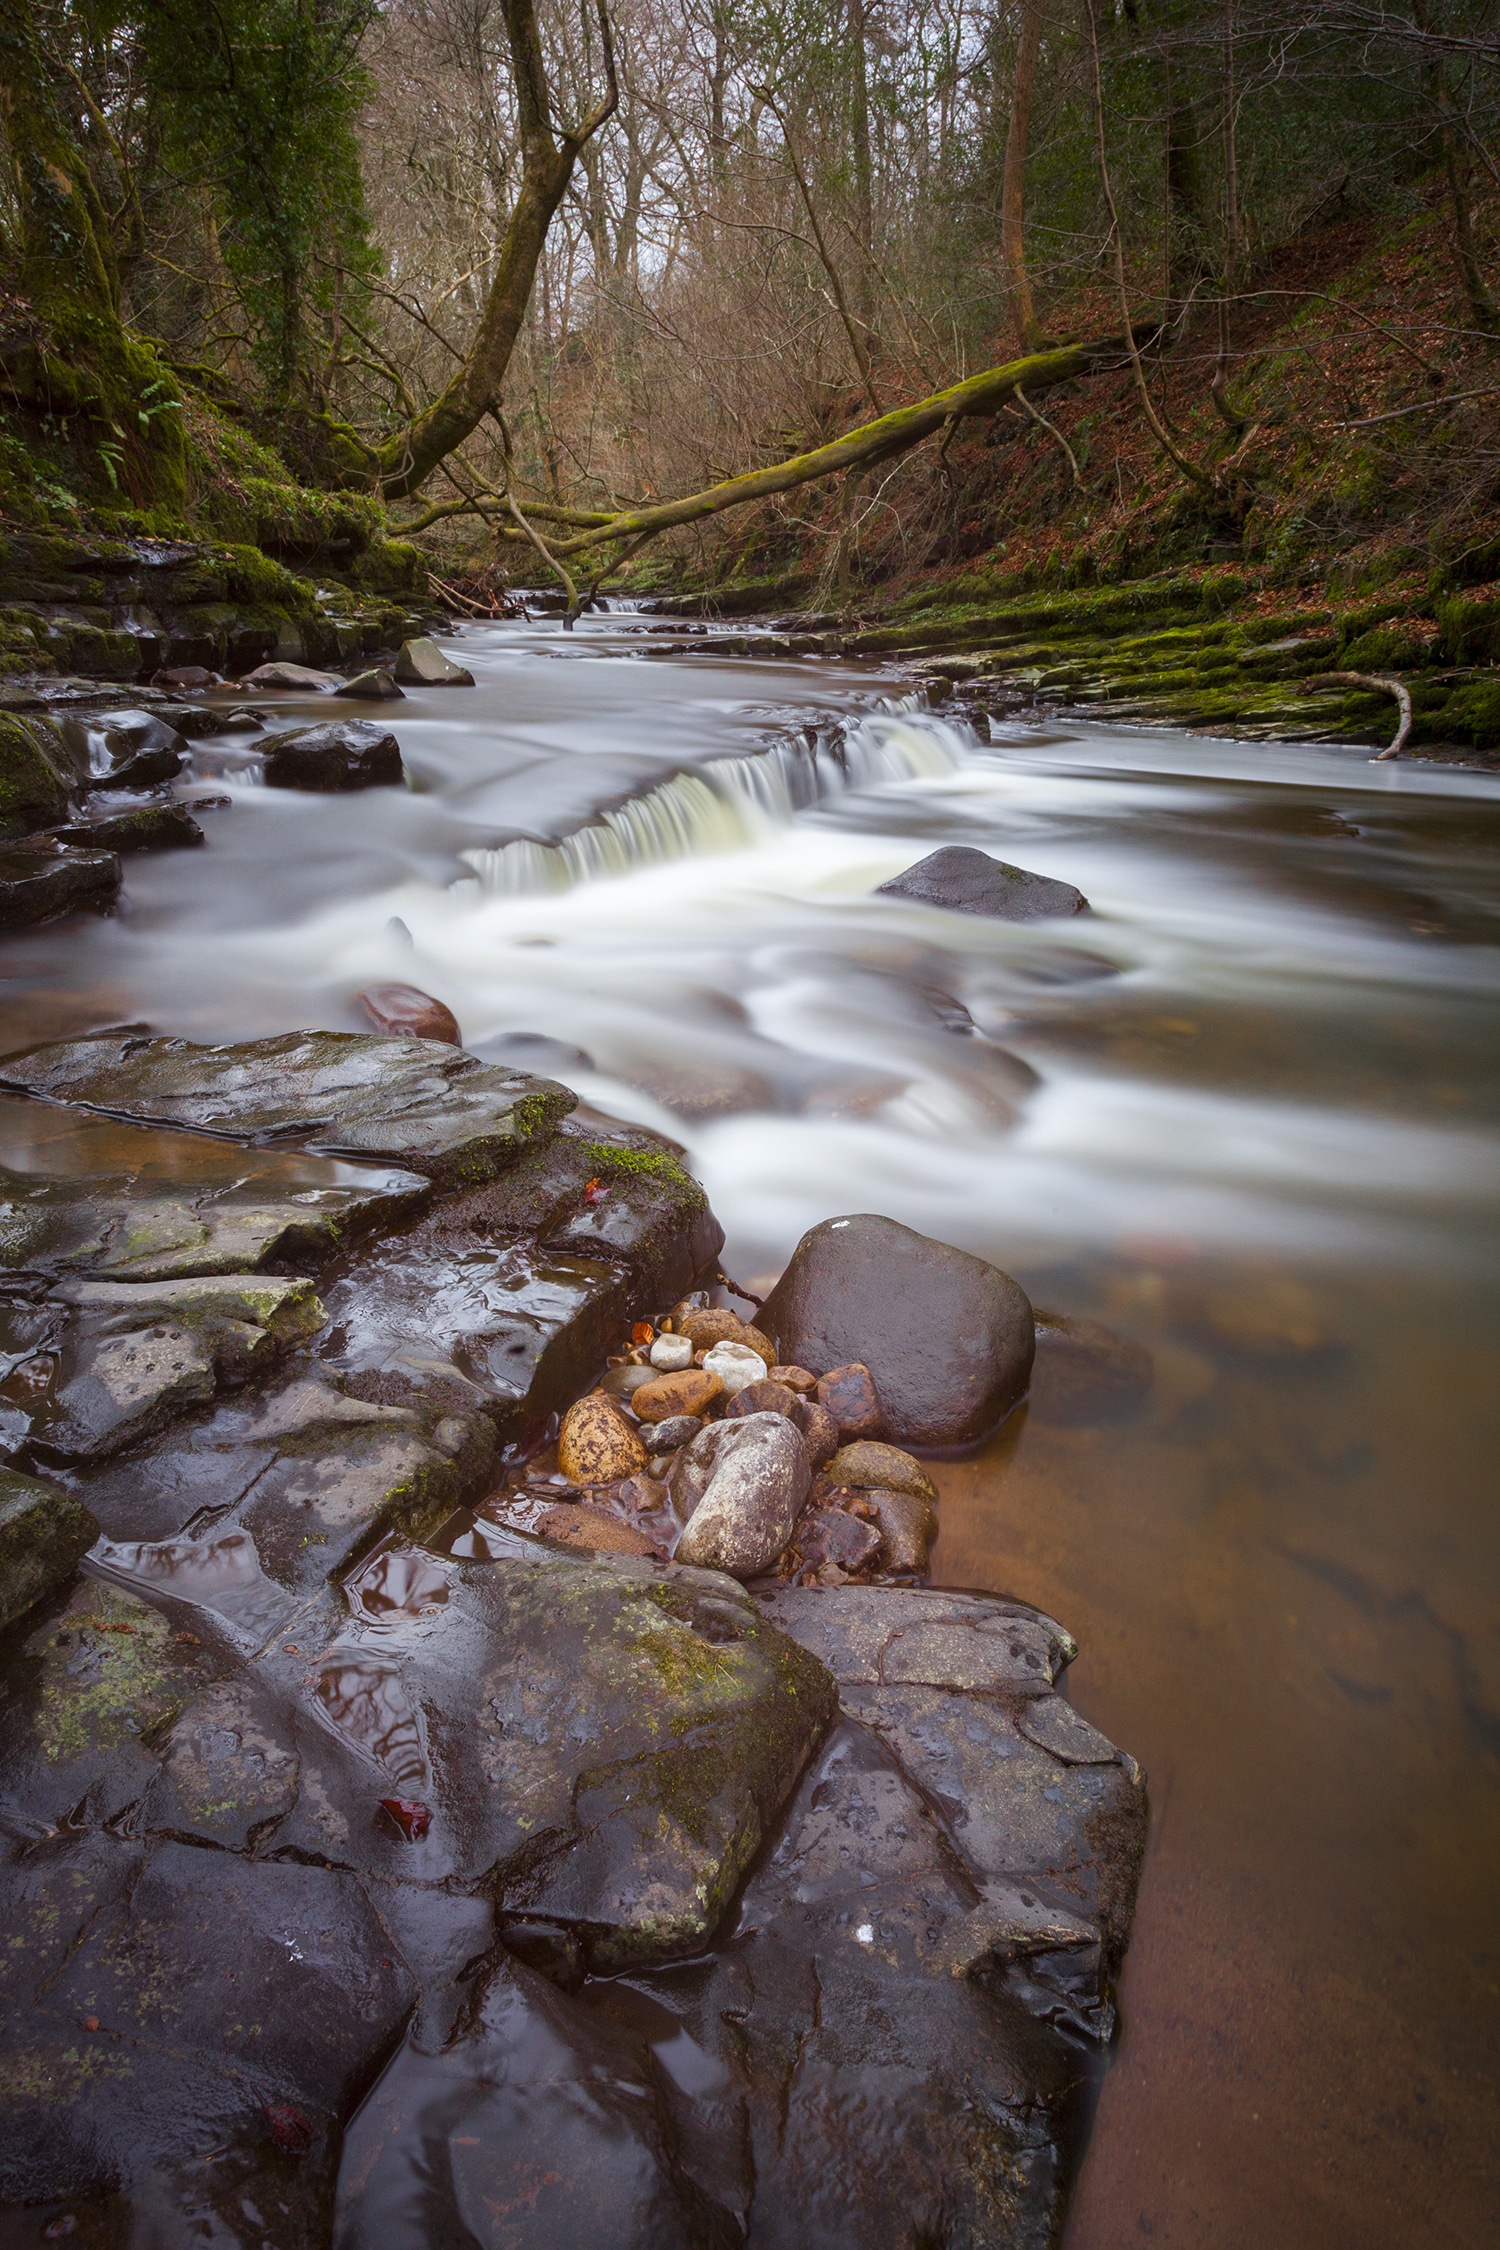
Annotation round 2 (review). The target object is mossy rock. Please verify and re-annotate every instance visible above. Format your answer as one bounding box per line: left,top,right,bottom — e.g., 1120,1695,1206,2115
0,710,76,838
0,1469,98,1637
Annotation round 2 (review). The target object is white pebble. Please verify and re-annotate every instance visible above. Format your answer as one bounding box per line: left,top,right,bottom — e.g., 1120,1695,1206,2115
649,1333,694,1371
702,1340,768,1395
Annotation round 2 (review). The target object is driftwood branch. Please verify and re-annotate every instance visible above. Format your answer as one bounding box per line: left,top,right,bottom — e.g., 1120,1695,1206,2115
1301,670,1414,759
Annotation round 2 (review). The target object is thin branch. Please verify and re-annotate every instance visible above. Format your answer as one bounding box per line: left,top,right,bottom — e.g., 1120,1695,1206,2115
1301,671,1414,760
1014,383,1084,487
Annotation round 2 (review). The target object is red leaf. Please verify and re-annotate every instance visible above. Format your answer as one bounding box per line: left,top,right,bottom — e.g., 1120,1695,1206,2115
264,2103,315,2154
583,1176,609,1203
379,1796,431,1842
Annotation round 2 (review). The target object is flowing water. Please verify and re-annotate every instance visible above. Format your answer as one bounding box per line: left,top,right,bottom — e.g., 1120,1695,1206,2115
3,606,1498,2246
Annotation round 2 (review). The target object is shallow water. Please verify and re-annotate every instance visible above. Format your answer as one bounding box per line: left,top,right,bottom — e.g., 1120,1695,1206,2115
3,607,1498,2244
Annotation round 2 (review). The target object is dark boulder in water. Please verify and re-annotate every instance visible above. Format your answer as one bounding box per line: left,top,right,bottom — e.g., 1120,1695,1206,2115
761,1212,1035,1451
262,719,404,791
878,843,1089,919
0,843,120,926
355,981,461,1044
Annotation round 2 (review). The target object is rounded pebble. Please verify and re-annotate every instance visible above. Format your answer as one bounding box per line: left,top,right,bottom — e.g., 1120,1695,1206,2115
648,1333,694,1372
557,1392,648,1485
702,1340,769,1395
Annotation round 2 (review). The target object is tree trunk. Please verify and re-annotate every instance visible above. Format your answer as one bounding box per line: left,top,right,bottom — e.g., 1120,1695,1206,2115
324,0,616,500
1000,0,1043,351
0,0,186,508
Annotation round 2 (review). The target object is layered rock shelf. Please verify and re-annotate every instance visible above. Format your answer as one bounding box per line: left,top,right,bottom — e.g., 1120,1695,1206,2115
0,1030,1145,2248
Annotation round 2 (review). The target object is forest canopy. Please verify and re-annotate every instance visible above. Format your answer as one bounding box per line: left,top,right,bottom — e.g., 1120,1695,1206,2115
2,1,1498,593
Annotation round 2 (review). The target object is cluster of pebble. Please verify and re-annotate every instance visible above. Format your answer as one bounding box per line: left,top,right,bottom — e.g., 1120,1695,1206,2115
479,1298,938,1585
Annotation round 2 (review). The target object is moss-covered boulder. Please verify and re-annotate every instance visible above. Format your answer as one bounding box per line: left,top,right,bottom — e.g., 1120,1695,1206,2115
0,710,74,837
0,1467,97,1634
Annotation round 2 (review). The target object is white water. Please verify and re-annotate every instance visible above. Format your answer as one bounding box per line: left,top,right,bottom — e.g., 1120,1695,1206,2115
8,608,1499,1289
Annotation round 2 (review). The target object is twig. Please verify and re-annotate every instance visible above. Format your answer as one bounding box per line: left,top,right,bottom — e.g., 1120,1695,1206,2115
1338,383,1500,428
1014,384,1084,487
1301,670,1413,759
506,495,581,620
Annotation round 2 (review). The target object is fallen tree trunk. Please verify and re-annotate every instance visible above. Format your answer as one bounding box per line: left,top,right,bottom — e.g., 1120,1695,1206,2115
497,334,1136,564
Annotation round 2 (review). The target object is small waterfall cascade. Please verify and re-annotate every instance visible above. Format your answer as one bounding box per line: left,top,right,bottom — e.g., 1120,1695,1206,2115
460,700,975,897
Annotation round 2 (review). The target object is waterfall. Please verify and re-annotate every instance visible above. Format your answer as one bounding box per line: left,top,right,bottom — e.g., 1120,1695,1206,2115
460,702,974,897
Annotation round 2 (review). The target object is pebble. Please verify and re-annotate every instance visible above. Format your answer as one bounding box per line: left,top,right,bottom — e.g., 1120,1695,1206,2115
768,1364,818,1395
725,1378,799,1421
631,1368,723,1422
815,1363,886,1440
679,1309,778,1364
823,1440,936,1504
792,1508,883,1578
702,1340,768,1395
641,1412,702,1455
557,1392,647,1485
534,1501,657,1556
673,1412,811,1578
648,1333,695,1372
354,982,461,1045
789,1396,840,1470
600,1363,662,1402
861,1488,936,1573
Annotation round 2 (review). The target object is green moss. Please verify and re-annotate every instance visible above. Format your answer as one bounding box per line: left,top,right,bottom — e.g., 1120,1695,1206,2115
579,1142,702,1198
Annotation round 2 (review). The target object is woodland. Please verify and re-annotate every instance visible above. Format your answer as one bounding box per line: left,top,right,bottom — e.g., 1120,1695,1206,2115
3,1,1500,621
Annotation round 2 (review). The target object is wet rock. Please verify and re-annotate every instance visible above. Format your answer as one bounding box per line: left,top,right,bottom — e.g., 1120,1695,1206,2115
0,1467,97,1633
0,1029,574,1187
788,1393,840,1468
0,1579,230,1829
824,1439,937,1504
336,1950,740,2250
262,719,404,791
0,1099,429,1285
354,981,461,1044
679,1308,777,1363
240,659,343,690
791,1505,883,1577
815,1359,886,1439
35,1273,325,1459
539,1140,724,1296
673,1412,811,1578
558,1391,648,1485
648,1331,694,1371
1032,1309,1155,1424
393,635,475,687
535,1500,659,1556
863,1487,937,1573
0,1832,415,2212
58,708,188,791
0,710,74,838
631,1366,723,1422
762,1212,1035,1450
767,1362,818,1394
724,1376,799,1421
334,666,404,700
641,1412,701,1454
702,1338,768,1395
151,663,219,691
0,844,120,927
878,843,1089,920
601,1362,665,1403
155,700,255,735
57,798,204,851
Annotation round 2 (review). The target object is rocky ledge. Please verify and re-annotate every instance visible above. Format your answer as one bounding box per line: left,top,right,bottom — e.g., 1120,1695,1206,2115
0,1029,1146,2248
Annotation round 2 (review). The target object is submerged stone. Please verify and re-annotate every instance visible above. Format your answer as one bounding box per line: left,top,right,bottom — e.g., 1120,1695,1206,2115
263,720,404,791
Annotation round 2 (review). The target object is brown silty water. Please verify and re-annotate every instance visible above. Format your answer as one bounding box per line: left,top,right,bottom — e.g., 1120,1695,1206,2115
2,605,1497,2245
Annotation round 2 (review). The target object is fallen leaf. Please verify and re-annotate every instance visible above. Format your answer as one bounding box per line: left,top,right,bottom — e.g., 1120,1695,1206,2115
379,1797,431,1842
264,2103,315,2154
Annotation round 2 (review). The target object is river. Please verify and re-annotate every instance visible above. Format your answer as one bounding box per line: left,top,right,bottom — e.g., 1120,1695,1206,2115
3,606,1498,2247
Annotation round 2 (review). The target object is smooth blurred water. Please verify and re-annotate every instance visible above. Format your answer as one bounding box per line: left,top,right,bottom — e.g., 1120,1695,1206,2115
2,606,1497,2246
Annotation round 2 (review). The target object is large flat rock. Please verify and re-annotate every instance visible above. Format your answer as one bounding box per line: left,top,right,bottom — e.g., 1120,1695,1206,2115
0,1029,575,1186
